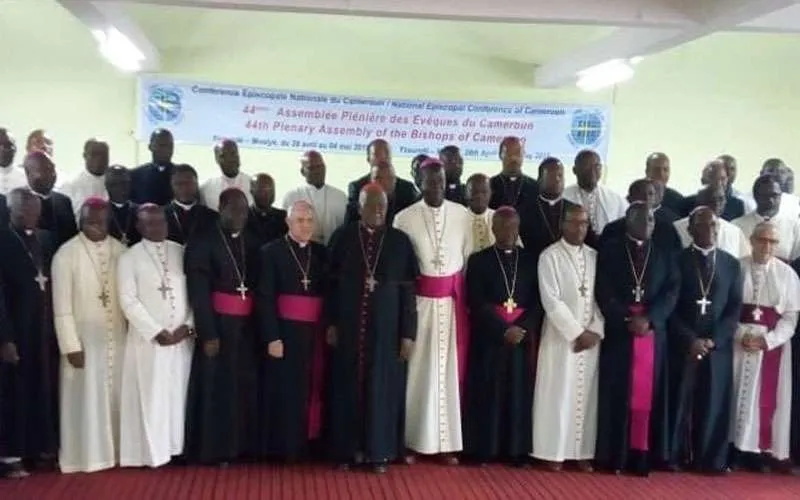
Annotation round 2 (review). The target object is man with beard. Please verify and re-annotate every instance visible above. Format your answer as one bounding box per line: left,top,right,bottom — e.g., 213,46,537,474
594,203,680,476
326,183,418,473
200,139,253,211
464,206,539,466
734,175,800,262
105,165,141,246
489,136,537,210
439,145,466,205
165,164,218,245
24,151,78,250
645,152,684,217
131,129,176,206
761,158,799,219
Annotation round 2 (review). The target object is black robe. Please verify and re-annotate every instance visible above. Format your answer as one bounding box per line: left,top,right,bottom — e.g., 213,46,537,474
789,258,800,464
662,187,686,218
518,197,582,261
445,182,466,206
464,246,540,461
130,162,175,206
165,202,218,245
183,225,261,463
246,206,287,249
683,187,745,221
599,214,682,255
346,175,419,226
0,227,58,459
669,248,742,471
325,223,418,463
37,191,78,250
107,201,141,247
488,174,538,210
0,194,9,229
594,238,679,470
257,237,328,460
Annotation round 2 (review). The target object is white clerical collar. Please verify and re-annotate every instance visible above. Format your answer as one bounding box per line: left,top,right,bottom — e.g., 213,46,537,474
173,200,195,210
230,232,241,239
507,176,519,182
448,184,458,190
24,229,34,236
426,202,444,212
307,183,326,192
756,211,777,222
29,187,51,200
539,195,562,206
143,238,164,247
580,187,597,196
692,244,716,256
288,234,309,248
627,235,645,246
470,208,488,218
112,201,127,208
80,233,107,246
156,164,168,172
560,238,584,253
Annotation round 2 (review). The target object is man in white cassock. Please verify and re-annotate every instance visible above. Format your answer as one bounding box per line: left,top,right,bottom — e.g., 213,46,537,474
0,129,27,195
199,139,252,211
60,139,110,218
393,158,472,464
761,158,799,219
51,198,127,473
118,204,194,468
733,175,800,262
282,150,347,245
562,150,627,237
731,222,800,473
675,186,750,258
533,205,604,471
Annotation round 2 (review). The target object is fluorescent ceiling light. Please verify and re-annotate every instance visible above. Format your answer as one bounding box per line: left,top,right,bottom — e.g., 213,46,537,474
91,27,146,73
576,58,640,93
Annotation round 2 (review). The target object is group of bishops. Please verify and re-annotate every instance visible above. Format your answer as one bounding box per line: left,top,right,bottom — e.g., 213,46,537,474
1,125,800,480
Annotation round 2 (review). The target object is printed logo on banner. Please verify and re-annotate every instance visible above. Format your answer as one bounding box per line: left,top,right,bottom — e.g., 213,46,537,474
568,109,605,148
146,85,184,125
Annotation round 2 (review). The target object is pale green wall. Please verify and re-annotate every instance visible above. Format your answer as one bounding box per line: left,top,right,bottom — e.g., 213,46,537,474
1,0,798,201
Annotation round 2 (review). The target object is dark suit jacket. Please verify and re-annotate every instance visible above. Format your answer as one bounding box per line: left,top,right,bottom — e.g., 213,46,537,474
683,187,745,222
488,174,538,209
38,191,78,249
0,193,8,229
164,202,218,245
346,174,420,225
130,162,175,206
661,187,686,217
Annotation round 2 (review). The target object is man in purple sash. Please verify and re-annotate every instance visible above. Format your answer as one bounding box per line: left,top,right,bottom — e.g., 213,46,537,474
258,200,327,462
595,202,680,476
731,222,800,473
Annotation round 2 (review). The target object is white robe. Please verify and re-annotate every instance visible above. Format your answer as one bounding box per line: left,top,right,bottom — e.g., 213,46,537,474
282,184,347,245
60,170,108,218
468,208,495,254
532,240,604,461
0,164,27,195
394,200,472,454
733,211,800,261
731,257,800,459
563,184,628,235
199,172,253,211
52,235,127,473
674,216,750,258
118,240,194,468
778,192,800,219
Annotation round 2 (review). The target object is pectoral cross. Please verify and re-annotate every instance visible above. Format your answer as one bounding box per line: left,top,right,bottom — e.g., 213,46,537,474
157,281,172,300
578,283,587,297
98,288,110,308
632,285,643,303
752,307,763,321
365,275,378,293
431,255,444,268
696,296,712,316
236,282,249,300
503,296,518,314
34,271,48,292
121,235,129,246
300,276,311,291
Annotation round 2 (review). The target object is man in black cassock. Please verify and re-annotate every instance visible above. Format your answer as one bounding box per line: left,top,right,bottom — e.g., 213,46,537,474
0,188,58,478
518,157,582,259
645,152,685,217
105,165,140,246
247,173,287,248
23,151,77,250
488,136,538,210
683,160,745,221
184,189,260,465
325,183,418,473
440,145,466,205
409,154,428,191
258,200,328,461
594,202,680,477
669,207,742,474
599,179,682,253
165,164,218,245
131,128,176,206
464,206,539,466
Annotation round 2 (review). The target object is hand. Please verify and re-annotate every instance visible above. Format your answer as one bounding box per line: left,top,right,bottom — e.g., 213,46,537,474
627,316,650,336
325,326,338,347
155,330,173,346
172,325,193,342
504,326,526,345
573,330,602,353
66,351,85,369
268,340,284,359
704,339,715,350
203,339,220,358
690,338,709,360
399,338,414,361
744,335,768,353
0,342,19,364
740,333,753,350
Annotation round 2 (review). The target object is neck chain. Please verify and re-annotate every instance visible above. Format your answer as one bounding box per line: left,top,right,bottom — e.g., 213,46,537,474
110,202,132,245
358,226,387,293
78,236,112,308
142,241,173,300
10,227,49,292
493,246,520,313
218,226,249,300
693,248,717,316
537,197,564,241
423,203,448,268
285,235,312,291
624,240,652,303
750,261,769,321
562,240,589,297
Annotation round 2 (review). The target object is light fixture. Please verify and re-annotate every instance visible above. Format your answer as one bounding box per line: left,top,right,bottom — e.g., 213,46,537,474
91,27,146,73
576,57,642,92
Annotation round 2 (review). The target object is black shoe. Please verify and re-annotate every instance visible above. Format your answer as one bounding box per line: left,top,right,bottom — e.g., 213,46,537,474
628,451,650,478
336,462,351,471
371,462,388,474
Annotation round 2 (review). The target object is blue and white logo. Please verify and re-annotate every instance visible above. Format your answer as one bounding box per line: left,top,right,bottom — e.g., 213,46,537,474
568,109,605,148
146,85,183,124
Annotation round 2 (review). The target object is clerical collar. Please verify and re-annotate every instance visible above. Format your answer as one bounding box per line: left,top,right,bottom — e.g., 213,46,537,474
425,202,444,212
560,238,583,252
448,184,458,190
173,200,195,211
111,201,128,208
230,232,241,239
692,244,716,256
580,187,597,196
308,183,326,191
287,234,309,248
24,229,34,236
756,212,777,222
469,208,488,217
253,205,272,216
156,164,168,172
539,194,562,206
29,187,51,200
627,235,645,246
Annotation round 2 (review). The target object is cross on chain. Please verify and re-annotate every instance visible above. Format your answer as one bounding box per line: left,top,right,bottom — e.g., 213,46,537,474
300,277,311,292
696,297,712,316
503,297,518,314
34,271,48,292
236,282,249,300
365,275,378,293
98,288,110,308
578,284,587,297
752,307,763,322
157,281,172,300
632,285,643,303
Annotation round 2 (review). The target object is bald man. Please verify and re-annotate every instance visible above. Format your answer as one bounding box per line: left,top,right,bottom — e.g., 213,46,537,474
257,200,328,461
60,139,110,218
131,129,176,206
283,150,347,245
733,174,800,261
762,158,800,219
24,151,78,249
489,136,538,210
200,139,253,212
645,152,684,217
0,128,26,195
